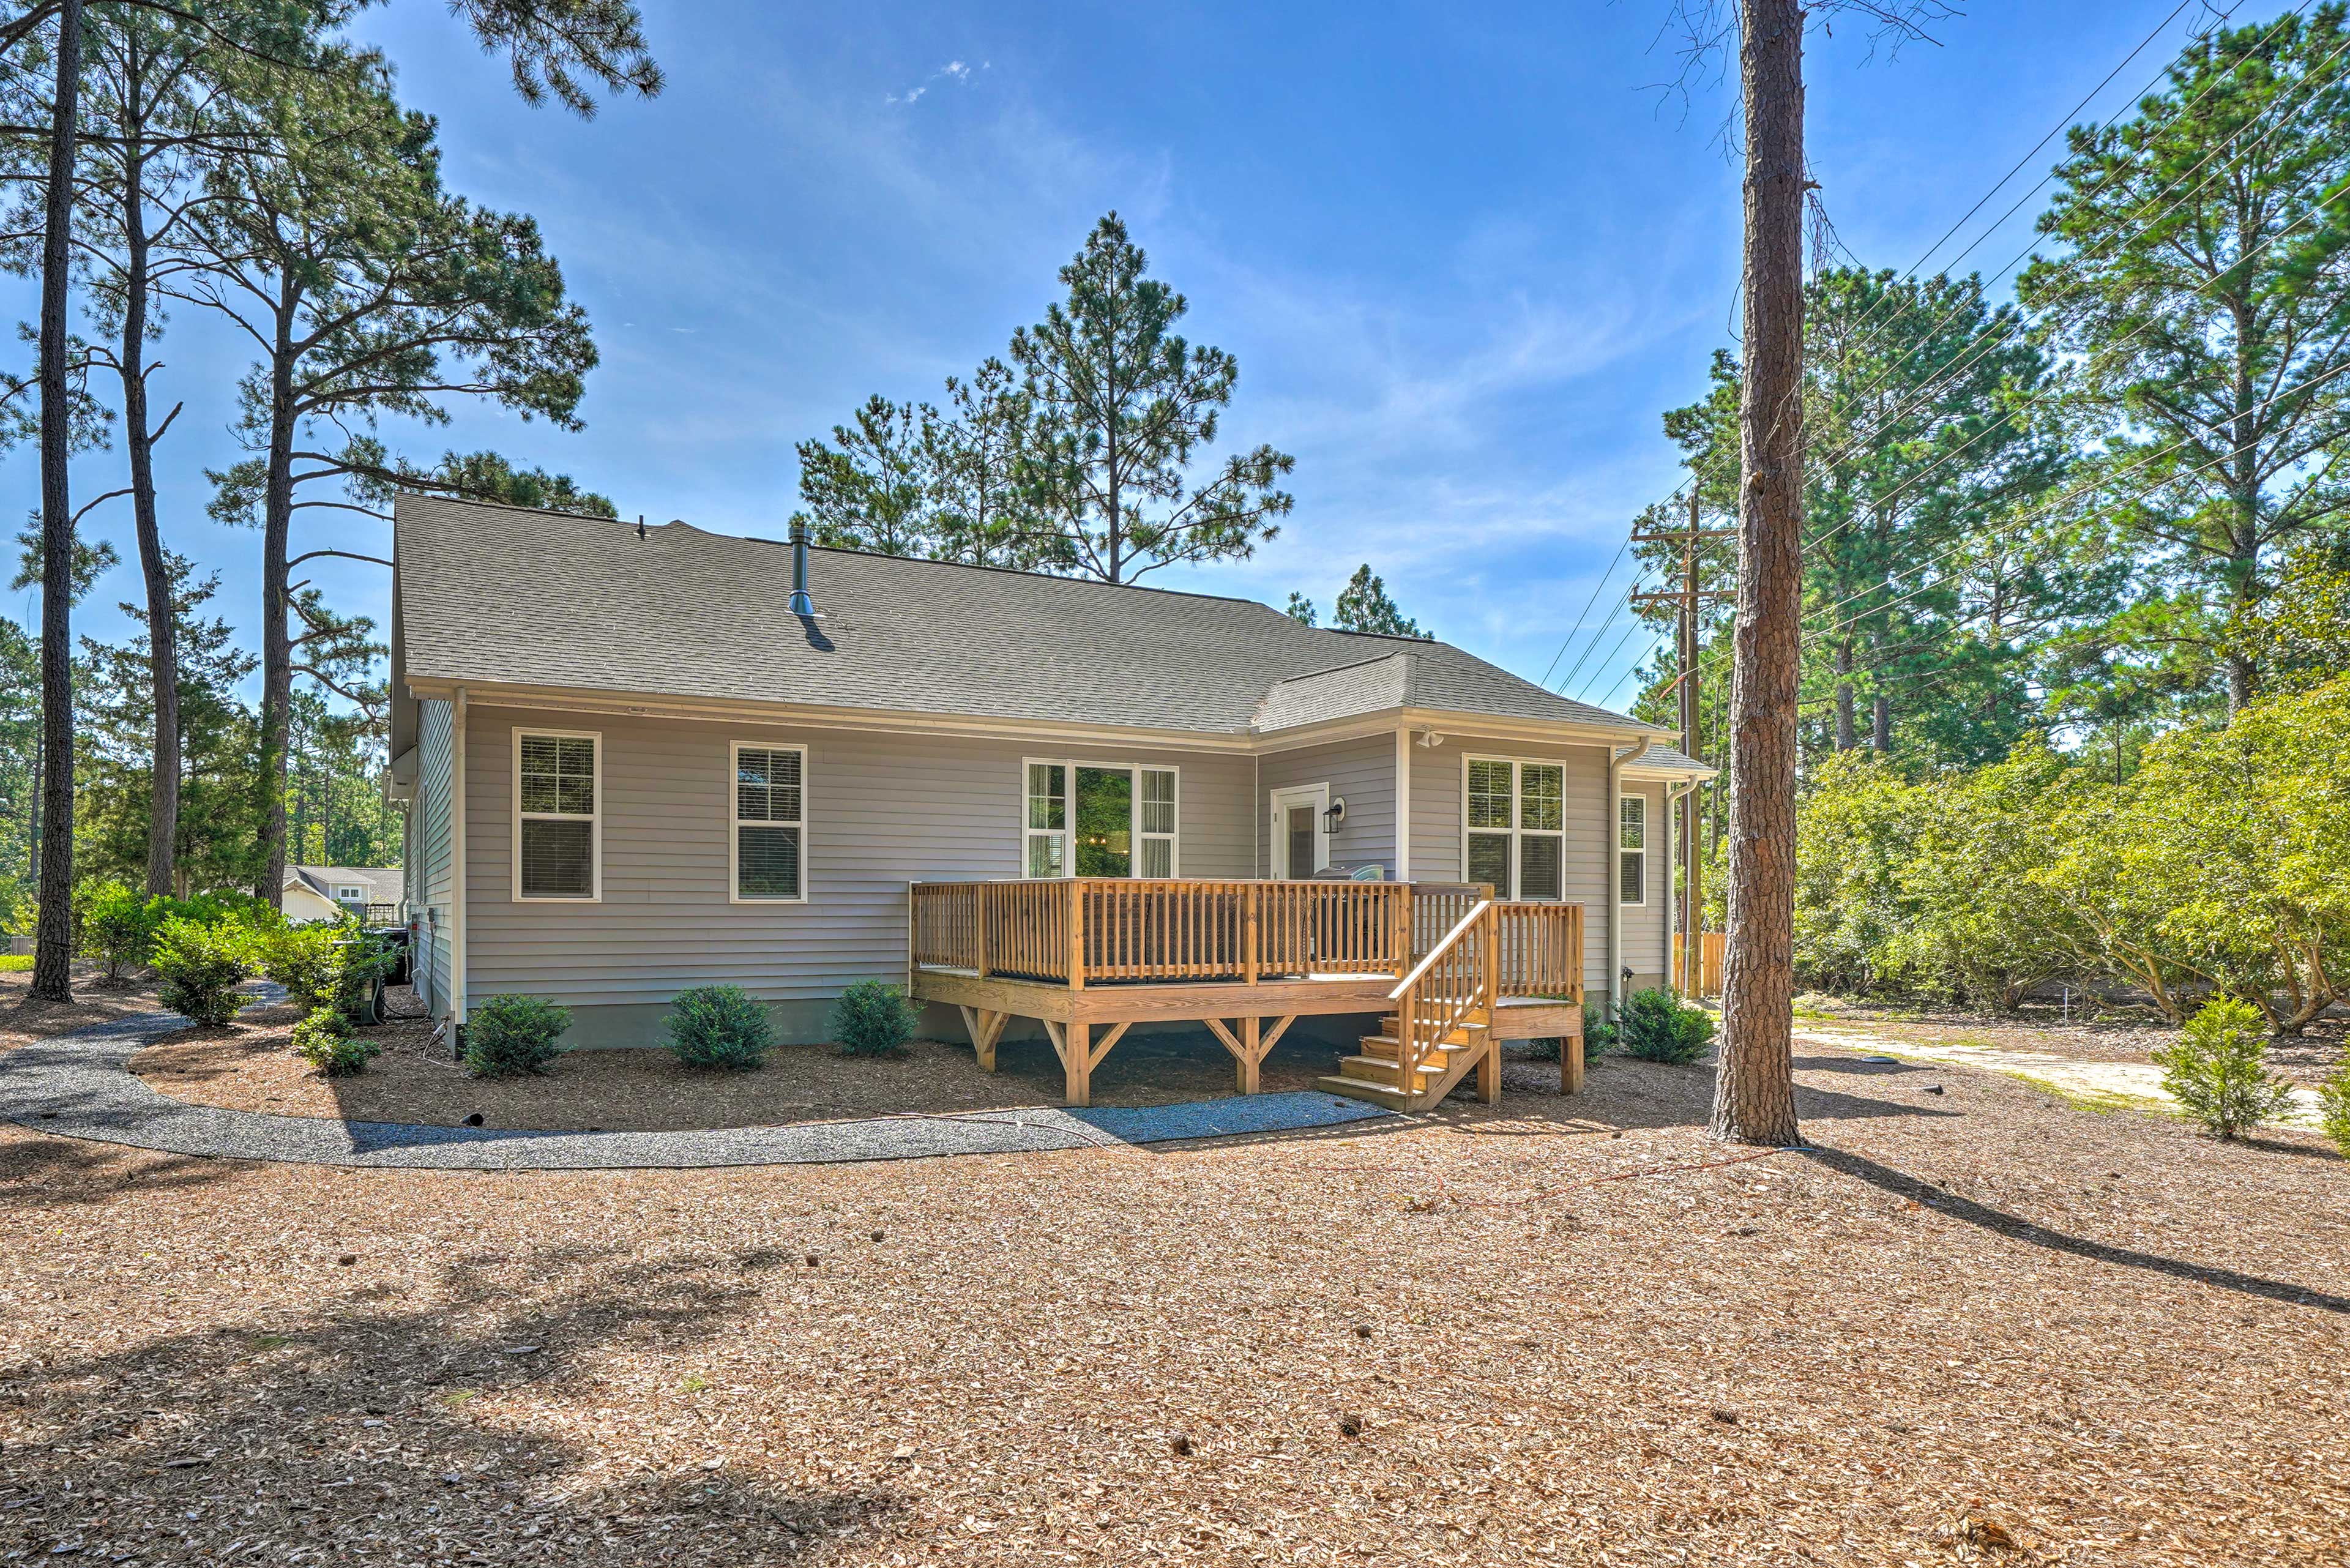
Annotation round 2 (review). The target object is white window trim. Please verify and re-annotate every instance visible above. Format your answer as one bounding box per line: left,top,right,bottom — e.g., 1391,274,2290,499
1020,758,1184,879
1269,783,1331,877
1460,753,1569,902
512,726,602,903
729,740,810,905
334,886,364,902
1619,791,1649,908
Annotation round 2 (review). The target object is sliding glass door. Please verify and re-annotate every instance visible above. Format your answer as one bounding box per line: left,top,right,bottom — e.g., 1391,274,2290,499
1024,760,1179,878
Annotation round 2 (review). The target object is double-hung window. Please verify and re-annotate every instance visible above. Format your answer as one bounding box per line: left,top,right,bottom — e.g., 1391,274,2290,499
1022,761,1179,878
1464,756,1566,901
1619,794,1647,906
515,730,599,900
733,744,807,901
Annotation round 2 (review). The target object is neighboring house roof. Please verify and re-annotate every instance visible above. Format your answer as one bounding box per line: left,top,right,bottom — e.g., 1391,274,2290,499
392,494,1692,755
285,865,405,905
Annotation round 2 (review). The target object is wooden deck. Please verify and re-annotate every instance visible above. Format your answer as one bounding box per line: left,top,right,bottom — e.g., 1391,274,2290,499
908,879,1585,1108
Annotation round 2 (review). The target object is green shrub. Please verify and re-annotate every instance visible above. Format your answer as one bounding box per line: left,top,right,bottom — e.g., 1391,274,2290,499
2319,1067,2350,1161
664,984,775,1070
76,883,161,981
1614,987,1715,1065
293,1007,378,1075
150,915,253,1026
830,980,917,1056
0,954,30,973
463,994,570,1077
2155,996,2296,1139
256,922,393,1021
1581,998,1617,1057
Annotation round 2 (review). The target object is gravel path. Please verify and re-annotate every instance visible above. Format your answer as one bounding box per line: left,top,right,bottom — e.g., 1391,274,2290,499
0,998,1391,1170
1796,1026,2324,1126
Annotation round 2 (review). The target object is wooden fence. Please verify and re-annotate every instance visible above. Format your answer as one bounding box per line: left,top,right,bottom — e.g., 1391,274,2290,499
1671,930,1726,997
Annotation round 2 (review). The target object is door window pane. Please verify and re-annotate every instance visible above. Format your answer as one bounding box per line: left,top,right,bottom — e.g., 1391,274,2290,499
1140,769,1176,834
1027,834,1065,878
1026,763,1065,830
1285,805,1318,879
1075,766,1132,878
1140,837,1173,878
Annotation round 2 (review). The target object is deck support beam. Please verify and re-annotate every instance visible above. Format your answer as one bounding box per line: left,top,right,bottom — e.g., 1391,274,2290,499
1562,1025,1585,1096
1203,1014,1297,1095
957,1006,1010,1073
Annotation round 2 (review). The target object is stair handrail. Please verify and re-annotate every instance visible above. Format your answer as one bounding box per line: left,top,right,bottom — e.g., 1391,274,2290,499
1387,898,1493,1001
1387,898,1495,1093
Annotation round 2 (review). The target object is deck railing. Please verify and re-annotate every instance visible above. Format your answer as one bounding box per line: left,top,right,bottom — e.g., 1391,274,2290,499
1390,898,1496,1092
911,878,1585,998
1497,902,1584,1004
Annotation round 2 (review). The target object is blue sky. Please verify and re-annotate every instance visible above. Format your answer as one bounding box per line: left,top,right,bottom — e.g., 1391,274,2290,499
2,0,2234,716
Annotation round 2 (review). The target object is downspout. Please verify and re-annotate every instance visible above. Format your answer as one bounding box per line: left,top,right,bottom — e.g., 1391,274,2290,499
1606,736,1656,1012
1663,780,1697,992
450,686,469,1030
1393,724,1412,882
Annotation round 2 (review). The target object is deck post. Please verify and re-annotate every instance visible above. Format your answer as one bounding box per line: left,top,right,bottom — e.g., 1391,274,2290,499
1066,1020,1091,1106
1067,878,1085,990
1239,1015,1261,1094
1243,884,1260,985
1562,1021,1585,1095
1392,884,1412,972
975,882,991,979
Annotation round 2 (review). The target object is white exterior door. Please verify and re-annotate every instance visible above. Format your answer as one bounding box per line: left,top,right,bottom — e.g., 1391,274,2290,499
1269,784,1330,878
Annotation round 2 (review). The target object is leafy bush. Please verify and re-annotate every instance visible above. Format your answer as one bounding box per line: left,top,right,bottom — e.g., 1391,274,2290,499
76,883,161,981
831,980,917,1056
1614,987,1715,1065
0,955,30,974
255,921,390,1021
663,984,775,1070
2319,1067,2350,1162
293,1007,378,1075
463,994,570,1077
150,915,253,1026
1581,998,1617,1056
2154,996,2296,1139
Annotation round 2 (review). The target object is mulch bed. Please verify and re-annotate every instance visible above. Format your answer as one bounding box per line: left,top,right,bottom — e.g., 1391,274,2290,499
3,1016,2346,1564
0,965,170,1056
1797,993,2348,1086
129,1009,1346,1131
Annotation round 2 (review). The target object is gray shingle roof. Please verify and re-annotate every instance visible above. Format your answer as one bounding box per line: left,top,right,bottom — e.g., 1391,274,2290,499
288,865,405,903
393,495,1675,741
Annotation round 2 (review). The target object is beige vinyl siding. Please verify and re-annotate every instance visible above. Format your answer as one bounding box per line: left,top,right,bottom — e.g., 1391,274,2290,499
1256,733,1398,877
412,698,454,1011
1619,779,1668,990
461,706,1255,1010
1407,733,1662,998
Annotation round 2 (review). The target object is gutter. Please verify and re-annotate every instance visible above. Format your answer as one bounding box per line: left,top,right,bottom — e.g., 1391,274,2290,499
1607,736,1656,1011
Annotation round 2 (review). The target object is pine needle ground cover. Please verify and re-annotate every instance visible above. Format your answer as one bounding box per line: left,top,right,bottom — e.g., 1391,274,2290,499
2,1036,2344,1566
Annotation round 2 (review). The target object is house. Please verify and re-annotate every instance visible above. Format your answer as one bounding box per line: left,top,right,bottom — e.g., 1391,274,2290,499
282,864,406,925
387,494,1714,1107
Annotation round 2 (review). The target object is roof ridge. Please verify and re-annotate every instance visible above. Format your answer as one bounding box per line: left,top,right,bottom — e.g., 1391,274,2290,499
1263,648,1412,687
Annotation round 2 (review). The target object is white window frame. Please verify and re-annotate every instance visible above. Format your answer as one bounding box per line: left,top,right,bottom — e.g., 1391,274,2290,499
729,741,810,905
1619,790,1648,908
512,726,602,903
1269,782,1331,877
1460,753,1568,902
1020,758,1182,879
334,886,365,903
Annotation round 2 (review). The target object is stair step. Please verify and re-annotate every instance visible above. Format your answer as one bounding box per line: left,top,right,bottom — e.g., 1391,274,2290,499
1338,1053,1453,1088
1316,1074,1413,1110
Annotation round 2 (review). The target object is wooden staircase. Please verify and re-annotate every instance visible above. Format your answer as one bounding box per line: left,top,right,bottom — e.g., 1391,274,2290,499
1318,898,1501,1112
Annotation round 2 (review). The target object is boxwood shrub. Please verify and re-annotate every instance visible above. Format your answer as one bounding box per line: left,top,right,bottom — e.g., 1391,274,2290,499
463,994,571,1077
663,984,775,1070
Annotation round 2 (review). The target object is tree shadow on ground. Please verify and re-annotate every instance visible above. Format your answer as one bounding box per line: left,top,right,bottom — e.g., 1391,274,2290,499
1802,1141,2350,1314
0,1129,241,1211
0,1243,898,1565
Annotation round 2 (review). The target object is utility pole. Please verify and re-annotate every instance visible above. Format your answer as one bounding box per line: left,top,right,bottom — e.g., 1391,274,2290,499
1632,490,1733,999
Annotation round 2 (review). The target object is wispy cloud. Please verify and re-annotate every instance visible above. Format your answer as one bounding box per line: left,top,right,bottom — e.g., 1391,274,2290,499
886,58,988,106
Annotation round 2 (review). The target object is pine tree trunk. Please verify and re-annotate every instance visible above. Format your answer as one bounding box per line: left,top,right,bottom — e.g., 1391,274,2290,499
1833,638,1854,752
119,93,181,899
1711,0,1804,1149
254,341,297,903
32,0,87,1004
